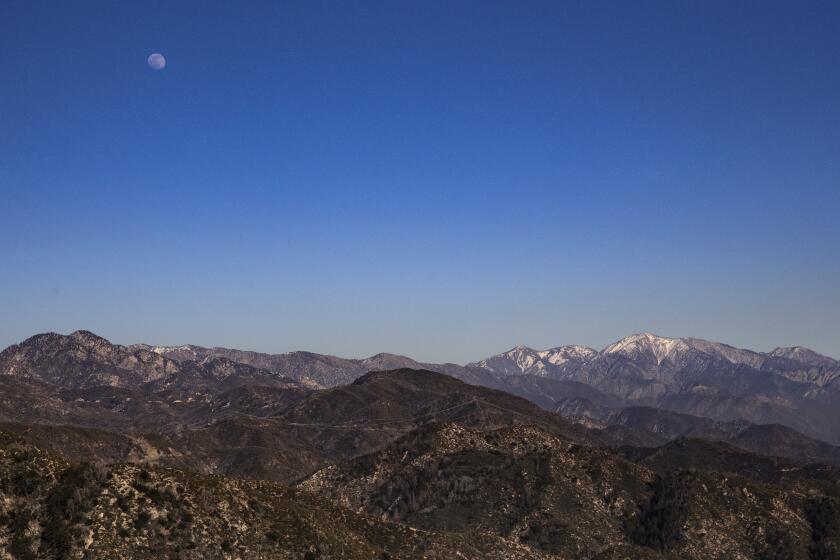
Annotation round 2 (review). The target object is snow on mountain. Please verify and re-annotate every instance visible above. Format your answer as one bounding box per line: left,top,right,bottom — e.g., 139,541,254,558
470,344,597,378
465,335,840,443
471,345,544,376
681,338,766,369
539,345,598,365
599,334,837,371
601,333,689,365
768,346,839,368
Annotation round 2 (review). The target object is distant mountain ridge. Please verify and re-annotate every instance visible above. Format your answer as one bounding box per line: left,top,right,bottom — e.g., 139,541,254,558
0,330,298,393
470,344,598,378
470,333,840,444
3,329,840,448
473,333,838,382
128,341,494,389
129,331,839,389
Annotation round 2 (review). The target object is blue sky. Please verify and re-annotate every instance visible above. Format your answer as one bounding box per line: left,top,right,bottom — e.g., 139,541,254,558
2,1,839,362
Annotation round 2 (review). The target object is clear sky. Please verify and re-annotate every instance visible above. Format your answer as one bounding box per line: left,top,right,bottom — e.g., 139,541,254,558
2,1,839,362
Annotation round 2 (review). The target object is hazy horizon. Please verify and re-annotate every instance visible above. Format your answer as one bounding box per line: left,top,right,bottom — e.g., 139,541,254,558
3,1,839,362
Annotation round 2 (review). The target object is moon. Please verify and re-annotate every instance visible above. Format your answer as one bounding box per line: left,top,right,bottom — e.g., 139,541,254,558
147,53,166,70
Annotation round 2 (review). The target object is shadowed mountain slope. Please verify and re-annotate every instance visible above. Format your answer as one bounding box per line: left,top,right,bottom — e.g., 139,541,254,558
0,430,545,559
562,400,840,465
0,356,603,483
302,422,835,560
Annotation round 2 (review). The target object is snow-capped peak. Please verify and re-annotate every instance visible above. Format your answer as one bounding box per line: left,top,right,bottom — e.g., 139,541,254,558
471,345,543,375
602,333,687,365
768,346,838,368
470,343,597,377
538,345,598,365
503,345,542,373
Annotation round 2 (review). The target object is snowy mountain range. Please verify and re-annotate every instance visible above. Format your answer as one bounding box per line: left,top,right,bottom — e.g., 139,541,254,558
472,332,838,383
467,333,840,444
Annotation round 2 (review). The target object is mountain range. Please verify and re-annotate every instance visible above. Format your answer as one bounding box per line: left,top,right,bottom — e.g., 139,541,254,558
2,329,840,558
123,331,840,445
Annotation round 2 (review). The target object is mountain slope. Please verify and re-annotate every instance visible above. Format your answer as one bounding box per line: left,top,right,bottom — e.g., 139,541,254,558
558,399,840,466
0,430,544,559
302,422,823,560
134,340,510,392
301,422,653,558
469,345,597,378
0,359,599,483
0,331,298,393
0,331,178,389
472,333,840,443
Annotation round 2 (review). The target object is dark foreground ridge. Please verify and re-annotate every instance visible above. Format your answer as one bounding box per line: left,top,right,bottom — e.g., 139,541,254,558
4,420,840,559
0,430,538,559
